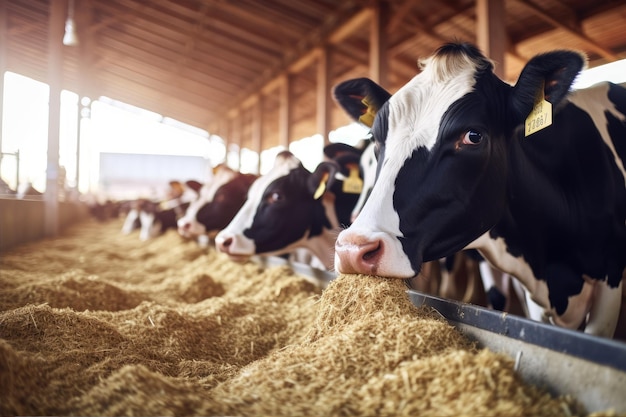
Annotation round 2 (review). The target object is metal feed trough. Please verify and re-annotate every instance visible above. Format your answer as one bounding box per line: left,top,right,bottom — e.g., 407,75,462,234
257,255,626,414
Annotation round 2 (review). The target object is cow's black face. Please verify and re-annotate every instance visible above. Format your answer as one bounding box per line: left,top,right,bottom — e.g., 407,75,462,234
393,79,511,269
215,152,332,259
196,179,249,233
244,169,323,252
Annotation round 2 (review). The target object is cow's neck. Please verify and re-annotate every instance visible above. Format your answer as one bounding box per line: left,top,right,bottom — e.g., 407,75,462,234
303,228,340,270
301,193,341,270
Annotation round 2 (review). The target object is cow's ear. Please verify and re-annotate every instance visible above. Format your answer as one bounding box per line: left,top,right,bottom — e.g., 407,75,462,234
308,162,339,200
323,143,360,160
333,78,392,128
511,50,586,123
185,180,203,193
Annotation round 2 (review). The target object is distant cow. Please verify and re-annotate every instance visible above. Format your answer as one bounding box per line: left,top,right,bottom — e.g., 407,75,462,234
177,165,257,245
333,42,625,337
122,180,201,241
215,146,364,269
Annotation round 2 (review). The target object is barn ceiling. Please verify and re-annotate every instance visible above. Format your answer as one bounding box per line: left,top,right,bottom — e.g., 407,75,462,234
3,0,626,151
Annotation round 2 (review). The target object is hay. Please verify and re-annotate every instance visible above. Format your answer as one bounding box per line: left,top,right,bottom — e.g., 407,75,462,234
0,218,603,416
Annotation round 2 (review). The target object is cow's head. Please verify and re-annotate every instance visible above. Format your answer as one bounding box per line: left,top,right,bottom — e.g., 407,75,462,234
177,164,256,239
215,151,340,262
333,42,585,278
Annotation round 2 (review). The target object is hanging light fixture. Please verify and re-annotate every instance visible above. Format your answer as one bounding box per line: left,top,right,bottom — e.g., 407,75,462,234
63,0,79,46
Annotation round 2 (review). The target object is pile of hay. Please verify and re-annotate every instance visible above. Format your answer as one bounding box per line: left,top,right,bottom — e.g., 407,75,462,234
0,218,595,416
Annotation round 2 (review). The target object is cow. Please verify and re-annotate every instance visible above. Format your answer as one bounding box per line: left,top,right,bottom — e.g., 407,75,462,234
215,146,364,270
121,180,201,241
340,105,521,313
332,42,626,338
177,164,257,247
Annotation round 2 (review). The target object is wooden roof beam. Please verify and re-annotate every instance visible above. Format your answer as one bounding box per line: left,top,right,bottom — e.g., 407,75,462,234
233,7,374,112
513,0,621,61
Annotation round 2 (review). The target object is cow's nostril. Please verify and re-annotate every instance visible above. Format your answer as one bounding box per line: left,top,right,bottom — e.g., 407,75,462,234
216,236,233,254
335,236,383,275
362,242,381,261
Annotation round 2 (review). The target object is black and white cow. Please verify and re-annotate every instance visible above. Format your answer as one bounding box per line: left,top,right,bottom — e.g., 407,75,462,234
333,42,626,337
177,164,257,246
215,147,363,269
121,180,201,241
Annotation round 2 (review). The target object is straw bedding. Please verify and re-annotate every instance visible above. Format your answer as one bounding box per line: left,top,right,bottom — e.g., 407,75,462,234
0,217,611,416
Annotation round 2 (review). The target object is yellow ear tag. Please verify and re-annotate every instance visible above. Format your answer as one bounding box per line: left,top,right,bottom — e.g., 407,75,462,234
313,172,330,200
342,164,363,194
524,86,552,137
358,97,377,128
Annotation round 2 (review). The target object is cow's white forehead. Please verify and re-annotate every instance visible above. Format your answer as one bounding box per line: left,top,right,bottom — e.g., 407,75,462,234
385,58,478,162
222,153,302,234
247,153,301,201
184,167,237,218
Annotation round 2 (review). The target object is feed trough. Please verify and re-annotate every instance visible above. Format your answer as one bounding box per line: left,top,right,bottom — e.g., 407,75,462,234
262,255,626,414
2,219,624,416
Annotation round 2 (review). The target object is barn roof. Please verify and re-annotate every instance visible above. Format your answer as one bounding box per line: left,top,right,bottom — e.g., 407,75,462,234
3,0,626,151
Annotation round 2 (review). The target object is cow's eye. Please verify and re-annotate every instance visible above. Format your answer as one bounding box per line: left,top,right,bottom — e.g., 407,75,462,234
462,130,483,145
267,191,282,204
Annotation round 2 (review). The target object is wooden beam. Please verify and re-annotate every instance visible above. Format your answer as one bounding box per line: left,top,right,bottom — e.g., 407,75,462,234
45,0,66,237
229,114,242,170
316,46,332,148
328,8,373,44
0,0,7,160
476,0,507,78
251,95,263,174
513,0,620,61
369,1,390,88
278,74,292,149
237,7,374,115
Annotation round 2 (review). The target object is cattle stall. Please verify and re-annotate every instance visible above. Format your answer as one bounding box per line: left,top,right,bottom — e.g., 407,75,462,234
1,217,625,416
0,197,89,252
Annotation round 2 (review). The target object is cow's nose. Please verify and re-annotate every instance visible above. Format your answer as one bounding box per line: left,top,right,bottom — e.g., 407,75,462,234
334,234,383,275
178,222,190,234
215,236,233,254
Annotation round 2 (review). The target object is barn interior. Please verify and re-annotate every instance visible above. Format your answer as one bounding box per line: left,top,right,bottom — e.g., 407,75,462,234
1,1,626,415
2,0,626,244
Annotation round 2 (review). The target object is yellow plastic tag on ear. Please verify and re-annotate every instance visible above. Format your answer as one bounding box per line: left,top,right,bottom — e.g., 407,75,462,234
358,97,377,127
525,87,552,137
313,172,330,200
342,164,363,194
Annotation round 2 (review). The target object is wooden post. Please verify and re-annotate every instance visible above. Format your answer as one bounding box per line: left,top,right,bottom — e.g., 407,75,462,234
45,0,66,236
278,74,292,149
230,113,241,170
369,0,389,88
317,46,332,149
476,0,506,78
0,2,7,173
74,0,94,194
251,96,263,174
